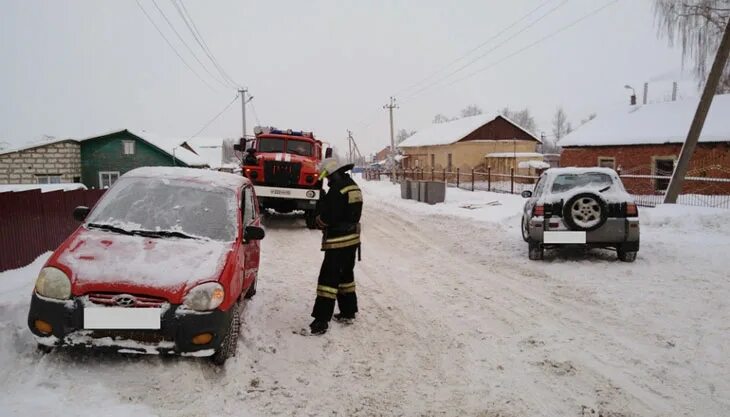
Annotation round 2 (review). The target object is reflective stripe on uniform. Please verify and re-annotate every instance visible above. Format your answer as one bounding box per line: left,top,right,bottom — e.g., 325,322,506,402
316,285,338,299
338,282,356,293
340,185,360,194
325,233,360,243
347,190,363,204
322,236,360,250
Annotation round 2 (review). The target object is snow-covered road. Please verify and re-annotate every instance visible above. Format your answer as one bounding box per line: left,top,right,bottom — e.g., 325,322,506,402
1,180,729,416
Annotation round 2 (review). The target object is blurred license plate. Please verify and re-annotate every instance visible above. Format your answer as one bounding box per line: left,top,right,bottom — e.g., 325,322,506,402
544,231,586,244
84,308,161,330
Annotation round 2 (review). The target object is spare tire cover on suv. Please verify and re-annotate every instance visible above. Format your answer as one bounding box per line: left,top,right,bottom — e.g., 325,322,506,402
562,192,608,231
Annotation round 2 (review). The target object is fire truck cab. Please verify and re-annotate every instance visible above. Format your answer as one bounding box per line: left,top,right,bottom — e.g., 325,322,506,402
238,126,331,228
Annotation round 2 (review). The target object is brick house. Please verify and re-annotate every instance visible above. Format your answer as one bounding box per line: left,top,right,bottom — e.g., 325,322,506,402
560,95,730,195
373,146,391,164
398,114,542,174
0,129,208,189
0,139,81,184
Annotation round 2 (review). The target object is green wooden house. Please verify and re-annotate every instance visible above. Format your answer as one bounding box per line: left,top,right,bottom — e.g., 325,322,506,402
78,129,207,188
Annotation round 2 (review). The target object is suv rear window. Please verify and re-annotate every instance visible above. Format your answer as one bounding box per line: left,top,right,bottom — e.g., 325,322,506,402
551,173,613,193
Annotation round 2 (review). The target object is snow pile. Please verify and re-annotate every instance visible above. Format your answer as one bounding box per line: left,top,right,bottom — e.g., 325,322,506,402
0,183,87,193
518,160,550,169
560,94,730,146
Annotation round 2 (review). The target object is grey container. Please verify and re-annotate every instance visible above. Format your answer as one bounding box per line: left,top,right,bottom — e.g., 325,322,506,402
418,181,427,202
421,181,446,204
409,180,421,201
400,180,411,199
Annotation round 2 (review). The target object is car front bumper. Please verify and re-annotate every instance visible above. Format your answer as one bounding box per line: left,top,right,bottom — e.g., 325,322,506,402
528,217,640,249
27,292,232,356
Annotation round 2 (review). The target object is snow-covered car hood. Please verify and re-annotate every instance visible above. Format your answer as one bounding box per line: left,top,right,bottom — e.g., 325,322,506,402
55,228,233,302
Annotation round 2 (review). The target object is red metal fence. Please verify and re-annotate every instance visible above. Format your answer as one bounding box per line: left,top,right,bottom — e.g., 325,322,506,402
0,189,105,272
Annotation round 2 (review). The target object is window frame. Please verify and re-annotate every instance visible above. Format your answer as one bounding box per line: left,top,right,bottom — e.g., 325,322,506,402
597,156,615,169
36,174,62,184
652,156,676,192
242,186,256,226
122,140,136,155
98,171,120,189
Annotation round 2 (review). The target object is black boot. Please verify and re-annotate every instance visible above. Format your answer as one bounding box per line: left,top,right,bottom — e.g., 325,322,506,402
309,319,328,335
333,313,356,323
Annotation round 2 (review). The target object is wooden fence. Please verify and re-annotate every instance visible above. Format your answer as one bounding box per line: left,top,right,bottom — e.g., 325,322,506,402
0,189,105,272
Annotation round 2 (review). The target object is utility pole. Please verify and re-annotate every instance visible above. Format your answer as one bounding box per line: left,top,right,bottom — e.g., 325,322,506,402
665,17,730,204
383,96,398,182
347,130,353,164
238,88,253,144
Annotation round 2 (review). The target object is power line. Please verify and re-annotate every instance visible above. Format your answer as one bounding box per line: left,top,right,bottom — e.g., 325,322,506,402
150,0,229,89
189,93,240,139
170,0,241,88
402,0,571,101
393,0,555,97
250,100,262,127
135,0,215,91
403,0,620,103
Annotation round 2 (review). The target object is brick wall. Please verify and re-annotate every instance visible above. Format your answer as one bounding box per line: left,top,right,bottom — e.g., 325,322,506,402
561,142,730,194
0,141,81,184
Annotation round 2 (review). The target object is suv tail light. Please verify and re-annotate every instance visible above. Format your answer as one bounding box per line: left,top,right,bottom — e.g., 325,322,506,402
625,203,638,217
533,205,544,216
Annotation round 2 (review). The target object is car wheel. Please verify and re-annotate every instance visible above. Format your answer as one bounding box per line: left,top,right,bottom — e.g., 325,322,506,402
563,192,608,232
211,301,241,366
521,216,530,242
244,276,257,299
617,246,637,262
528,240,543,261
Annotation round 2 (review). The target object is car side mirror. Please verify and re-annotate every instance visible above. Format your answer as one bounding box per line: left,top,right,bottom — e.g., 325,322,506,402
521,190,533,198
73,206,90,222
325,148,333,158
244,225,265,241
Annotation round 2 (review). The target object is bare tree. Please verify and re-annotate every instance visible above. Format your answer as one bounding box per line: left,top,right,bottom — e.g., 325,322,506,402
552,107,571,141
500,107,537,134
580,113,597,125
396,129,417,144
460,105,483,118
432,114,450,124
654,0,730,93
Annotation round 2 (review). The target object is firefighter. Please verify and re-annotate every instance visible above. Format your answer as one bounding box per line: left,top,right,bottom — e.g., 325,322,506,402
309,157,363,335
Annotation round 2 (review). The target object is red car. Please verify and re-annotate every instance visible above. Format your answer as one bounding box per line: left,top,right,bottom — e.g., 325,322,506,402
27,167,264,365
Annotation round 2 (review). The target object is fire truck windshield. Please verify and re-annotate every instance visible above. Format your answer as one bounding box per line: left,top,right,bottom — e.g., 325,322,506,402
258,138,285,153
286,140,313,157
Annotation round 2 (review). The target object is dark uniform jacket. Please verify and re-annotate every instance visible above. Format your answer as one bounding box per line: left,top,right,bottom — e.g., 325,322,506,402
316,175,363,251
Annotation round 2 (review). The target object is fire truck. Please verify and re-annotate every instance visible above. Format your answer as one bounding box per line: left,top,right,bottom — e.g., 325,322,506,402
236,126,331,229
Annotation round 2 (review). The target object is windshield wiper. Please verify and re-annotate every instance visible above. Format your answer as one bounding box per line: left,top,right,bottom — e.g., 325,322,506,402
87,223,134,235
129,230,199,240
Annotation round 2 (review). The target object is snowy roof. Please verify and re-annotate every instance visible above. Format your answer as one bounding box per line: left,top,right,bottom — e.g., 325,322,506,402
0,138,76,156
518,160,550,169
124,166,248,190
544,167,619,177
77,129,207,167
399,114,540,148
486,152,544,158
0,183,87,193
560,94,730,147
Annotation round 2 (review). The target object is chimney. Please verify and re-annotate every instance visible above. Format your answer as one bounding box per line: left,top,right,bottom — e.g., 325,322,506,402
672,82,678,101
643,83,648,104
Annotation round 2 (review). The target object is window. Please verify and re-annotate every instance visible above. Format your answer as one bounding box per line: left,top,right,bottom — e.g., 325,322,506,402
551,172,613,193
258,138,286,153
430,154,435,168
98,171,120,189
123,140,135,155
597,157,615,169
242,187,256,225
533,175,547,196
447,154,453,171
654,157,675,192
36,175,61,184
286,140,313,156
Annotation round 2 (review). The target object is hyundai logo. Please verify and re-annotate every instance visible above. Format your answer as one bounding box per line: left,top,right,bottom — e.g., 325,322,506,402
113,294,136,307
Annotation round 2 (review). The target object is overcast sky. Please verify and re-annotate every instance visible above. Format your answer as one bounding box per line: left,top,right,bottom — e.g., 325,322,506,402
1,0,697,155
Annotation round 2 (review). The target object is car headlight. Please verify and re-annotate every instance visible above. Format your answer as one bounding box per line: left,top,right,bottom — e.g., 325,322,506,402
35,267,71,300
183,282,225,311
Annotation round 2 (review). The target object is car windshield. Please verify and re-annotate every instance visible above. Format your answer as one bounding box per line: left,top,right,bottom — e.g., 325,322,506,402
551,172,614,193
86,177,238,241
287,140,313,156
258,138,285,153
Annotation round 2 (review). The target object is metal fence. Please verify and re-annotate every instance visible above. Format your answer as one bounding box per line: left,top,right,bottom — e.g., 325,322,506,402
363,168,730,209
0,188,105,271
